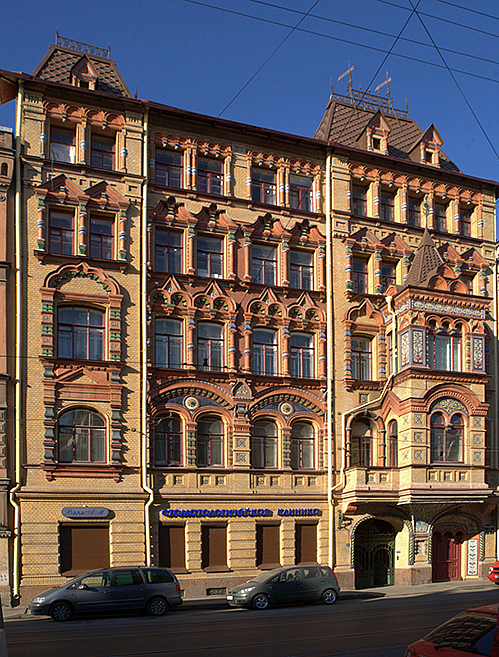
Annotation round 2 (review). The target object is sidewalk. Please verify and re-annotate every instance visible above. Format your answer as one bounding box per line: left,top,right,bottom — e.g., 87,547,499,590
1,578,495,622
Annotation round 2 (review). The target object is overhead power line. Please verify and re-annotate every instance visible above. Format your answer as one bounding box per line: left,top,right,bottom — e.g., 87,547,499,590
407,1,499,163
182,0,499,89
217,0,322,118
248,0,499,71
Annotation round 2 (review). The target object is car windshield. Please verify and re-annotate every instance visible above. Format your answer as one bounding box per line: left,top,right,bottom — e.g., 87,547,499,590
246,568,284,584
424,611,497,652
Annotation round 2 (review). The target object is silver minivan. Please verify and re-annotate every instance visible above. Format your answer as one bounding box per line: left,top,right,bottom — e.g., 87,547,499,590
29,566,182,621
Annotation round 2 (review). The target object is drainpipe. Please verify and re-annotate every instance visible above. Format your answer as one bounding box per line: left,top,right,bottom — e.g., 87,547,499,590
10,80,24,602
386,296,397,378
495,241,499,558
326,149,333,569
141,108,154,566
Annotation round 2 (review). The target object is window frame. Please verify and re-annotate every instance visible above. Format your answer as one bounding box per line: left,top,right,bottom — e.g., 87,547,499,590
430,412,464,463
434,202,448,232
290,333,314,379
459,208,472,237
290,249,314,290
253,328,278,376
380,192,395,222
251,168,276,206
290,422,315,469
57,408,107,464
154,415,182,466
252,420,278,469
90,215,115,260
381,262,396,293
427,325,462,372
197,156,223,196
155,148,183,189
197,235,223,278
48,210,75,256
351,336,372,381
352,185,367,217
91,133,115,171
252,243,277,285
155,229,183,273
289,174,313,212
407,197,421,227
197,322,224,372
155,317,183,369
50,125,77,164
57,306,105,361
352,258,368,294
197,416,224,467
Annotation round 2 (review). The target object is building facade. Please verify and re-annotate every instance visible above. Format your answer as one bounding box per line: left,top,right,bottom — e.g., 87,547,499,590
0,38,497,602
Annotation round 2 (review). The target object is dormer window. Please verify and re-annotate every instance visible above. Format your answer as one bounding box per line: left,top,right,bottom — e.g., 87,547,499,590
372,137,381,151
71,57,98,91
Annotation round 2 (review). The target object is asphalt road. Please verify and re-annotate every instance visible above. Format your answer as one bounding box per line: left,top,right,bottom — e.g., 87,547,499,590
4,588,499,657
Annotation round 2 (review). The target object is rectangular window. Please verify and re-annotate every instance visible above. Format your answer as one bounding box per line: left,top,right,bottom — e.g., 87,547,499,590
295,524,317,565
91,134,114,170
50,126,76,164
90,217,114,260
289,174,313,212
201,525,228,572
352,186,367,216
290,334,314,378
49,211,74,255
156,150,183,188
159,525,186,573
198,157,223,195
155,229,183,273
290,250,313,289
381,263,396,292
156,318,183,369
380,193,394,222
252,244,276,285
459,209,472,237
198,323,223,371
407,198,421,227
251,168,276,205
351,337,372,380
58,307,104,361
435,203,447,232
428,333,462,372
197,236,223,278
253,329,277,376
256,525,280,569
60,524,109,576
352,259,368,294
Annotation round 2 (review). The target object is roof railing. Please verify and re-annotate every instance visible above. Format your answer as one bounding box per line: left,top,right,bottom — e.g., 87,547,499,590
55,30,110,59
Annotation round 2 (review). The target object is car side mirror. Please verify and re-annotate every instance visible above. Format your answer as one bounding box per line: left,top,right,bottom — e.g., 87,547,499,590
78,583,88,590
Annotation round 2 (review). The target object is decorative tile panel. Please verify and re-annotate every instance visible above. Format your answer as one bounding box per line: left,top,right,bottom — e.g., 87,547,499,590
473,434,481,444
414,450,423,461
414,432,423,442
414,414,423,425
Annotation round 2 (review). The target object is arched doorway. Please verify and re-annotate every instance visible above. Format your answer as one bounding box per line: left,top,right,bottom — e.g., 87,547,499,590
354,518,395,589
432,530,464,582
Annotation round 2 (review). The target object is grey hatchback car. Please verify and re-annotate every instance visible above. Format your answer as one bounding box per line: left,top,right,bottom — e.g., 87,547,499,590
29,566,182,621
226,565,340,610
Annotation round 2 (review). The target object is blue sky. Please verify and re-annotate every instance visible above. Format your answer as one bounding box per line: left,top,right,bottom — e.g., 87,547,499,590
1,0,499,182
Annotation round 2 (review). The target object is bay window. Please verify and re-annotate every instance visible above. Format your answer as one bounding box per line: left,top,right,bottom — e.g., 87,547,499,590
430,412,463,462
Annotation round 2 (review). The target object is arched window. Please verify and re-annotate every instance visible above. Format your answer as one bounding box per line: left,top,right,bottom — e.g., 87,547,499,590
253,329,277,375
156,318,183,369
291,422,314,469
154,415,182,466
58,306,105,360
252,420,277,468
290,333,314,378
197,416,224,466
58,408,106,463
431,412,464,462
351,420,372,467
197,323,224,371
388,420,398,467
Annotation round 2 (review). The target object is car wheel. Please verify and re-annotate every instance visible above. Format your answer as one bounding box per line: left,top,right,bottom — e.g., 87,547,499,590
321,589,338,605
252,593,269,610
49,601,74,622
146,596,168,617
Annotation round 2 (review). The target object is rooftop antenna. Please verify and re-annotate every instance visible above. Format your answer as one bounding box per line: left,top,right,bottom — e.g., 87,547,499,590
338,61,354,99
330,77,334,97
375,71,392,97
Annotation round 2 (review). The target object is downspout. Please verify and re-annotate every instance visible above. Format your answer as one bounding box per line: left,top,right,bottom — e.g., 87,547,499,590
141,108,154,566
10,80,24,601
495,237,499,559
326,149,333,569
386,296,397,379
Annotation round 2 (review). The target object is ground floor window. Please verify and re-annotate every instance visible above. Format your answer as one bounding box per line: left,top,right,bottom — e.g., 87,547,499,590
60,523,109,576
159,524,186,573
256,524,280,569
201,525,228,572
295,523,317,565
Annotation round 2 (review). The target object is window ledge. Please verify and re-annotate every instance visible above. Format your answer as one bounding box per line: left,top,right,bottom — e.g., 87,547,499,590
34,250,128,271
42,462,123,482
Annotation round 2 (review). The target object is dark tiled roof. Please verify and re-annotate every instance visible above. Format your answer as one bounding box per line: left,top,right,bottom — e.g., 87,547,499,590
405,229,444,287
32,45,131,97
315,93,460,173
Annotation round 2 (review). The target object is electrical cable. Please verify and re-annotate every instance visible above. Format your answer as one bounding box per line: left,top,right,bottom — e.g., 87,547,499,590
217,0,322,118
407,0,499,163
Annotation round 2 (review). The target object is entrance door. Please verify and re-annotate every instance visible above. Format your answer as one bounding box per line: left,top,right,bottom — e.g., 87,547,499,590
354,519,395,589
432,530,463,582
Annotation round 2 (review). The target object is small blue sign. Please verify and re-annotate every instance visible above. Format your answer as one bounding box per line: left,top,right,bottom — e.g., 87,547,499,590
62,507,109,519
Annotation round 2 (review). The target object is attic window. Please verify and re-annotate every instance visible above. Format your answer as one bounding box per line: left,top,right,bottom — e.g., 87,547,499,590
425,150,434,164
79,80,89,89
372,137,381,151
